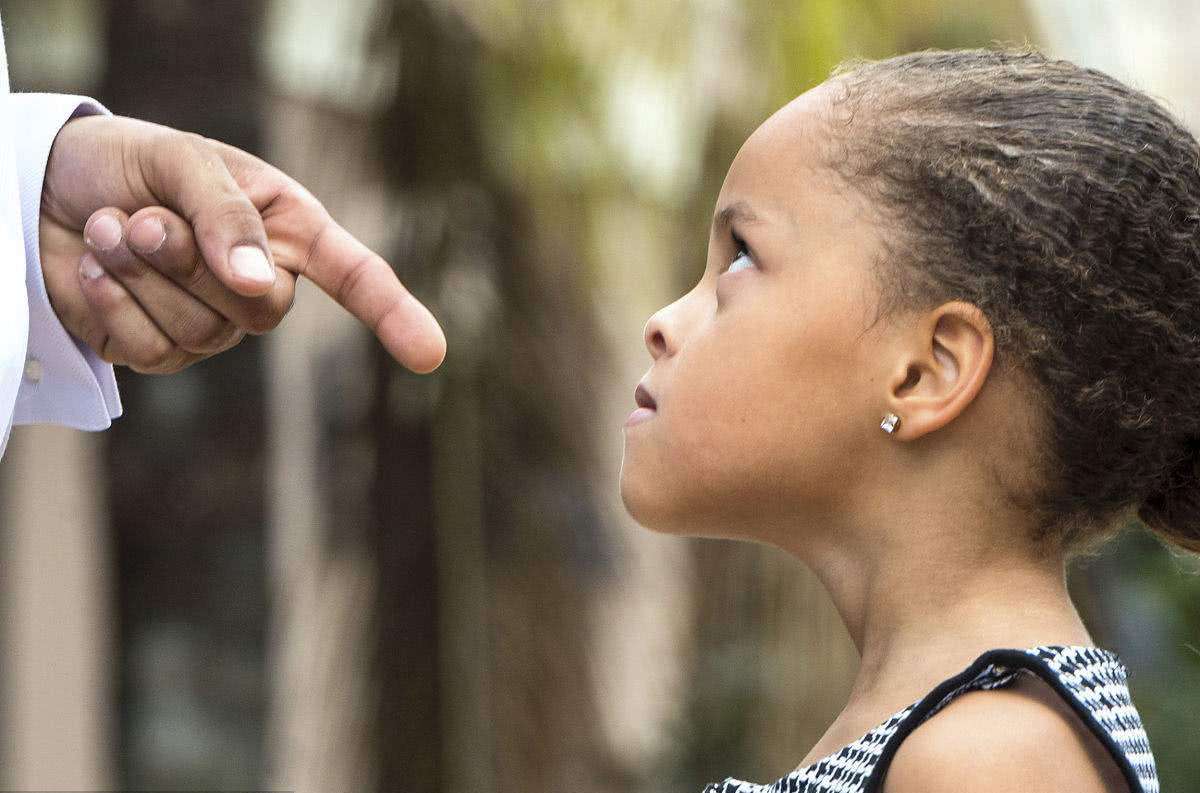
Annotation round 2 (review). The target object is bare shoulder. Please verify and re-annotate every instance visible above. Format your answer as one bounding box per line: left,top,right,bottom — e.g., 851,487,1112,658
880,672,1132,793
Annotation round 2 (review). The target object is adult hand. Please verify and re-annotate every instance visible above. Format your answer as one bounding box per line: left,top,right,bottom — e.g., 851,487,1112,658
39,114,447,374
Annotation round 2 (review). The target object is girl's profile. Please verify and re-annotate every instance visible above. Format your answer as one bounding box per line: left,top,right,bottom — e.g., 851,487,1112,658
621,43,1195,793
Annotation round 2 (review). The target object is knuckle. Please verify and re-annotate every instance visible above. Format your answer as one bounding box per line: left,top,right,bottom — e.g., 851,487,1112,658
199,321,236,353
266,291,294,329
243,306,281,335
280,278,298,316
175,326,210,354
186,318,236,354
299,218,331,278
172,130,210,162
82,279,124,312
160,350,197,374
129,335,175,372
209,195,256,221
150,129,194,171
93,332,118,364
200,196,260,235
224,327,248,351
173,248,208,288
170,352,203,373
178,130,207,149
103,250,145,280
213,325,247,352
205,324,243,353
280,180,323,213
74,316,110,361
334,253,377,313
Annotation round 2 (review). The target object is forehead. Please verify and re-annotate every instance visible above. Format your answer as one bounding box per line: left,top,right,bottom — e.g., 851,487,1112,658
717,81,848,225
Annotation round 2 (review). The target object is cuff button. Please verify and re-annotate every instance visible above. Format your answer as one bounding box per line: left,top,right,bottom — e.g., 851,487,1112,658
23,357,43,384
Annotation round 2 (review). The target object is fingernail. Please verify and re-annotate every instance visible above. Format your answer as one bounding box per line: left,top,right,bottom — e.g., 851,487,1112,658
85,214,122,252
230,245,275,286
129,217,167,253
80,252,104,280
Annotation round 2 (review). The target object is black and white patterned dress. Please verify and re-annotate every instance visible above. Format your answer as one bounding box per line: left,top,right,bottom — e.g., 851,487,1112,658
701,644,1160,793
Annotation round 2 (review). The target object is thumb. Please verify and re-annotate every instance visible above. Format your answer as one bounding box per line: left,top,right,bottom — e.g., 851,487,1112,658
141,131,276,297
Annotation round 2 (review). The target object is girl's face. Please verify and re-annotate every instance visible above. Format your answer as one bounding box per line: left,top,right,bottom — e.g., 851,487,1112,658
619,81,894,543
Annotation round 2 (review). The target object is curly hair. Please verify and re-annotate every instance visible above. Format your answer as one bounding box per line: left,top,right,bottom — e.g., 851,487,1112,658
816,43,1200,562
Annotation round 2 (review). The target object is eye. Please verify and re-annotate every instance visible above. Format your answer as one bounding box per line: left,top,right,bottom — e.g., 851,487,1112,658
724,232,754,275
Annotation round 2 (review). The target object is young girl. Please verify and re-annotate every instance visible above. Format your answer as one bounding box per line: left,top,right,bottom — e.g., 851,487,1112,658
620,44,1196,793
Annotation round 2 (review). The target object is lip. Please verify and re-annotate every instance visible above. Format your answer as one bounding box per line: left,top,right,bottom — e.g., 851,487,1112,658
626,382,658,427
625,407,656,427
634,383,657,411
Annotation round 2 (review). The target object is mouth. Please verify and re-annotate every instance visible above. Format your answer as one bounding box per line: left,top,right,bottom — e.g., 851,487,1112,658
634,383,657,411
626,382,658,428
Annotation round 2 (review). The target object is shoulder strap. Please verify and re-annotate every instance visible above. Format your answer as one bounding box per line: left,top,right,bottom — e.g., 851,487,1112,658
862,646,1157,793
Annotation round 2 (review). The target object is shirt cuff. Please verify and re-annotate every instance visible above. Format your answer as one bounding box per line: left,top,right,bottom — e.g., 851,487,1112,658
9,93,122,430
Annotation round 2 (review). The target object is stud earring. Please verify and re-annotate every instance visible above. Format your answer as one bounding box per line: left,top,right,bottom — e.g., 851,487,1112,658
880,412,901,434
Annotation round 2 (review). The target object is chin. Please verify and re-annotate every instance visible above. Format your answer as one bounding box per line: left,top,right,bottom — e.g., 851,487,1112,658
618,467,725,537
620,436,761,538
619,463,682,534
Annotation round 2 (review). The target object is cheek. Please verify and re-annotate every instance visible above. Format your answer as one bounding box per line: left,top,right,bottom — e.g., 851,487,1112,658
620,318,814,534
621,262,880,535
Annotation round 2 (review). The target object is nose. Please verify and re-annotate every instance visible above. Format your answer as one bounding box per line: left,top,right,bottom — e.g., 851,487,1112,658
643,305,673,360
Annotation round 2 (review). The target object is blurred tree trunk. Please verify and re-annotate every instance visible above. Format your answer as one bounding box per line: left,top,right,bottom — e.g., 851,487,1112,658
371,2,620,791
100,0,269,788
256,4,393,791
259,101,383,793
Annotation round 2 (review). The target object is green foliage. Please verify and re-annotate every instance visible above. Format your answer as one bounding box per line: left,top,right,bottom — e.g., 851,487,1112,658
1077,528,1200,792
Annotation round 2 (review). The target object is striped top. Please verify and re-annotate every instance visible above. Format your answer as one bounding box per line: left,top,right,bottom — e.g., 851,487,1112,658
701,644,1159,793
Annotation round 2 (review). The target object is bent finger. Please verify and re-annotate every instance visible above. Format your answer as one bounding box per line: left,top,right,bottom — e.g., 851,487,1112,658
84,208,246,354
77,252,202,374
124,205,296,335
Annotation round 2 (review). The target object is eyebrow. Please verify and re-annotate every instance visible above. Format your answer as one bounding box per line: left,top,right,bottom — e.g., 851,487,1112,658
712,201,764,235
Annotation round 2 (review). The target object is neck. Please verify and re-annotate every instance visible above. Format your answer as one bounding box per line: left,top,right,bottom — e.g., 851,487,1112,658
777,516,1094,715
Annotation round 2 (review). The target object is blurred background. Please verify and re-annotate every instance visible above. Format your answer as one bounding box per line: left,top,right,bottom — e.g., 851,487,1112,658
0,1,1196,791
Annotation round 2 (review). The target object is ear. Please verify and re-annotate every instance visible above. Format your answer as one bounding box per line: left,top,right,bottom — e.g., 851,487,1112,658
884,301,994,441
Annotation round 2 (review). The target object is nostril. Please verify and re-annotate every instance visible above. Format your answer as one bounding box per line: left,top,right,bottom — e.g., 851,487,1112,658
644,309,676,359
645,326,668,358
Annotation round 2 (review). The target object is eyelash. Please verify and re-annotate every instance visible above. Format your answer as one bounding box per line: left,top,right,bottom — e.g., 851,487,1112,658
724,230,754,274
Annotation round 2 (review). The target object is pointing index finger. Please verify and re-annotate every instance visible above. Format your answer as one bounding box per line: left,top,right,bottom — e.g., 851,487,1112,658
302,217,446,373
202,137,447,373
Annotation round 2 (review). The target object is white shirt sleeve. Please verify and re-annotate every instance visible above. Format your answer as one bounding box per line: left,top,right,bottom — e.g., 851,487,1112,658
7,93,123,434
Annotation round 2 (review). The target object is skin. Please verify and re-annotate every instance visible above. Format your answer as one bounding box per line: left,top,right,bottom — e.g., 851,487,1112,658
37,114,447,375
619,79,1128,791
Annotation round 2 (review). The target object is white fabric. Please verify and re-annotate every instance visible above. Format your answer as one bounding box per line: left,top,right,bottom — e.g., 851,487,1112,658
0,19,122,462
